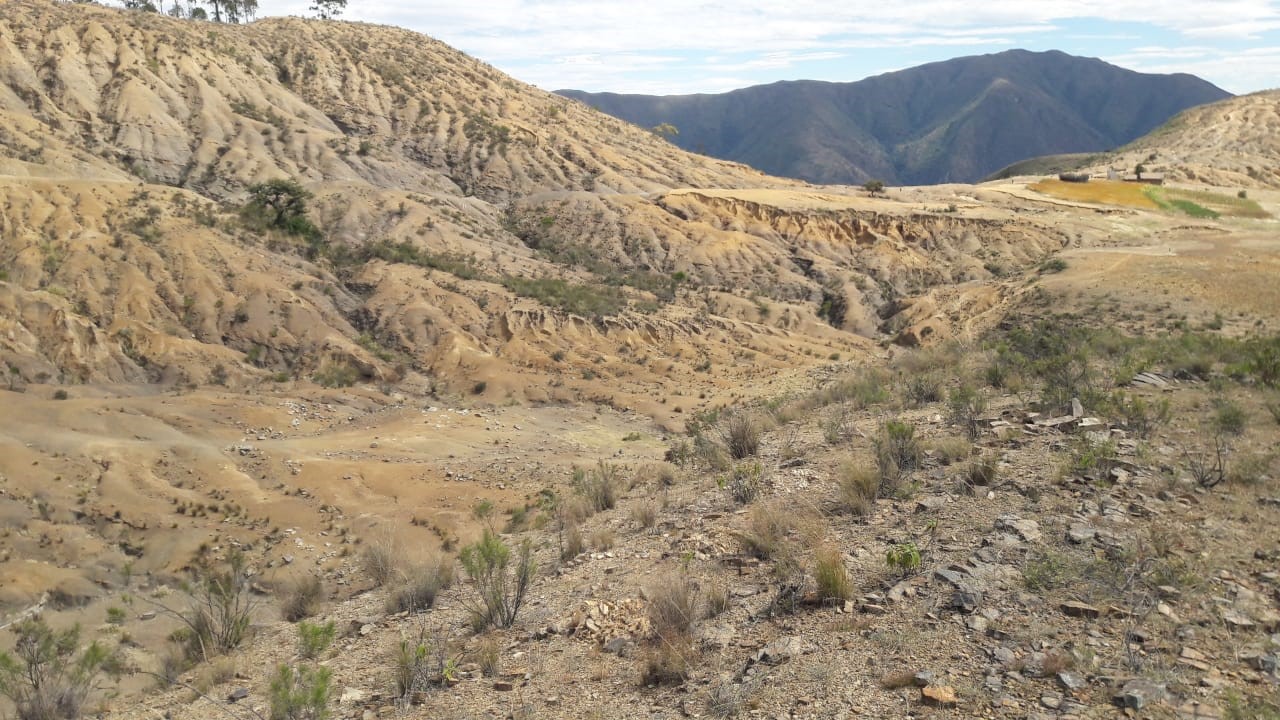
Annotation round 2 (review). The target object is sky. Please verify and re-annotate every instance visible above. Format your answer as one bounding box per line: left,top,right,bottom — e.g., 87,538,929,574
251,1,1280,96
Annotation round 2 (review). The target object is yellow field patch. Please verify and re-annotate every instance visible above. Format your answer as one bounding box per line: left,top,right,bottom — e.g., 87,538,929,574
1028,179,1161,210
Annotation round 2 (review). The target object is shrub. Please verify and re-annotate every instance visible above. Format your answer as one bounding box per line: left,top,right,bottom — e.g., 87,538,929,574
965,454,999,487
885,542,922,576
471,635,501,678
1039,258,1068,274
106,607,126,625
642,574,699,686
459,530,536,630
591,527,615,551
640,639,696,686
268,663,332,720
903,373,943,407
929,436,973,465
280,575,325,622
385,558,454,615
721,413,760,459
560,522,585,561
736,501,793,559
647,574,697,640
172,551,257,661
1213,400,1247,436
874,420,919,493
721,461,766,505
574,461,623,512
392,627,458,702
835,461,879,517
947,384,987,441
703,584,730,618
1109,392,1170,438
813,547,853,604
0,619,118,720
631,501,658,530
52,389,68,401
361,535,401,587
296,621,335,660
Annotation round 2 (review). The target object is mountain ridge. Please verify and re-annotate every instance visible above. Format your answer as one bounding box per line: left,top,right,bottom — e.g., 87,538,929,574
556,49,1231,185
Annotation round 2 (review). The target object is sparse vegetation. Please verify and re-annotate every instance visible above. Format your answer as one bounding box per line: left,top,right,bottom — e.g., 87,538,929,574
0,619,118,720
458,529,536,630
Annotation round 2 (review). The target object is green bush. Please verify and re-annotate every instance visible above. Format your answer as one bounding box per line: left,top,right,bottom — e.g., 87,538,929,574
296,621,335,660
885,543,921,576
947,384,987,441
459,530,536,630
0,619,118,720
268,663,332,720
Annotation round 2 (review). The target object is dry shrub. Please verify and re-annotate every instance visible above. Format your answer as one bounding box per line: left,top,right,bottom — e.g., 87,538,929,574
722,413,760,459
591,527,615,551
631,501,658,530
835,460,880,516
812,546,853,604
361,533,402,587
574,461,623,512
929,436,973,465
736,501,795,559
648,574,697,639
279,574,325,622
639,462,678,487
641,573,699,686
474,635,500,678
639,637,697,686
703,584,730,618
385,557,454,614
560,523,585,561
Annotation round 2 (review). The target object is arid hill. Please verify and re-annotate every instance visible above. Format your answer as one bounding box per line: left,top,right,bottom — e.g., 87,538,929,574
1,4,1278,720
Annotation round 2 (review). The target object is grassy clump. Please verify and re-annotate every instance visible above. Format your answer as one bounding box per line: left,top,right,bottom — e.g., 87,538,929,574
835,461,880,517
385,558,455,614
813,546,853,604
280,575,326,622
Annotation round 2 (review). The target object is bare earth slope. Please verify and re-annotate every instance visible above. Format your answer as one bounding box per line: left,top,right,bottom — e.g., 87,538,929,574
1,4,1278,720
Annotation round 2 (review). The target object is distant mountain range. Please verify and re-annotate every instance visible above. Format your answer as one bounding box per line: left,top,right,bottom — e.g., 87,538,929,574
557,50,1231,186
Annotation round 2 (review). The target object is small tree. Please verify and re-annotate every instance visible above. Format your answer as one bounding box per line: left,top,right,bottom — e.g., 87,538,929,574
243,179,318,238
0,619,118,720
862,179,886,195
459,530,535,630
1134,163,1146,180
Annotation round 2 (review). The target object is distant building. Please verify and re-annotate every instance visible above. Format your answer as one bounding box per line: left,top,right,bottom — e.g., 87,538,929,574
1107,167,1120,181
